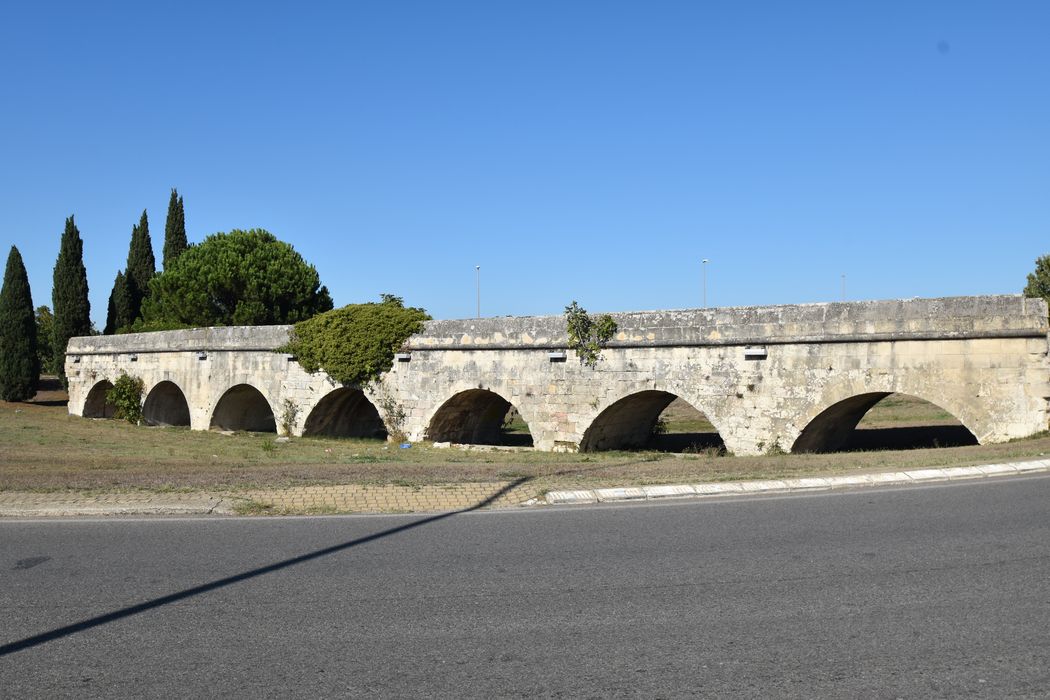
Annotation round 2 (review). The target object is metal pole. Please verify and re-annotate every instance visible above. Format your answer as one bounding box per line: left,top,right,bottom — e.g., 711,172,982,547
475,265,480,318
702,259,709,308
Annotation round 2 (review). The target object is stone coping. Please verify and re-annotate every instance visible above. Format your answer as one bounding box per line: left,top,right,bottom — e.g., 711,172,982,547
64,295,1048,355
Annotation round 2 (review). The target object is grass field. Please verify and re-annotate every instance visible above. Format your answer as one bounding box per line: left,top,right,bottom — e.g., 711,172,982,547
3,383,1048,495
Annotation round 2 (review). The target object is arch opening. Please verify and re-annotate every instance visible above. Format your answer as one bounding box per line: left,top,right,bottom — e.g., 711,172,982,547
303,388,387,440
142,381,191,427
210,384,276,433
83,380,116,419
581,391,724,453
792,392,978,453
425,389,533,447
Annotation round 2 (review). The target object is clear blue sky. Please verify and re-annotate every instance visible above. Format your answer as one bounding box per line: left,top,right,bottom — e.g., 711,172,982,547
1,2,1047,327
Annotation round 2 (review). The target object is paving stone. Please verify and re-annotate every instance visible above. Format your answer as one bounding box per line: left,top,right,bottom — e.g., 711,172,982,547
594,487,647,502
977,464,1017,475
940,466,986,479
903,468,949,481
641,484,697,499
826,474,873,486
739,480,789,492
1013,460,1049,472
692,483,745,495
865,472,913,484
545,490,597,505
783,477,831,490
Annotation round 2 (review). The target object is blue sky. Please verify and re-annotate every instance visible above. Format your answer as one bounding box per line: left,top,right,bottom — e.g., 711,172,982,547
1,2,1047,326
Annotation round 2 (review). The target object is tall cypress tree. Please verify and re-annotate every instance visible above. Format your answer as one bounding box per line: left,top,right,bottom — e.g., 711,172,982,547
163,188,187,269
52,215,91,386
0,246,39,401
104,270,133,334
125,209,156,323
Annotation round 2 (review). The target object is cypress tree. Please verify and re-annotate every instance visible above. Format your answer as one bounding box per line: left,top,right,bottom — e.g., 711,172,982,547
0,246,39,400
163,188,187,269
104,271,133,334
52,216,91,386
125,209,156,322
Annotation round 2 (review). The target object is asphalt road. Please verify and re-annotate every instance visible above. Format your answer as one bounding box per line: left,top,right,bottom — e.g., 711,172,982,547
2,476,1049,698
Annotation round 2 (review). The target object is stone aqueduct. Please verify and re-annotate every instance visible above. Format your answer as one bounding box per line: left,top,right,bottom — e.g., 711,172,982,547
65,295,1050,456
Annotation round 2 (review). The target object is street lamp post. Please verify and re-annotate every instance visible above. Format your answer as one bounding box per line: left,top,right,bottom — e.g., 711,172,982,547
702,259,709,308
475,265,481,319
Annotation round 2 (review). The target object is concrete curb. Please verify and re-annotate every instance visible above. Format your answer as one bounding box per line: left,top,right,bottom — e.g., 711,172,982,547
0,498,234,518
542,458,1050,506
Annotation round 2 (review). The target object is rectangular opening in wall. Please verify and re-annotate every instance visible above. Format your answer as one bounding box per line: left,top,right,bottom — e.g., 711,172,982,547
743,346,767,360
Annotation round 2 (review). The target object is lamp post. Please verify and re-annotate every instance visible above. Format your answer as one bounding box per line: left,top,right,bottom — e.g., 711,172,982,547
475,265,481,319
702,259,709,308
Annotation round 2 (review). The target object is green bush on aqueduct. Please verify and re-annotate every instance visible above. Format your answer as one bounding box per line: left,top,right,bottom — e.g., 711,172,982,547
281,295,430,386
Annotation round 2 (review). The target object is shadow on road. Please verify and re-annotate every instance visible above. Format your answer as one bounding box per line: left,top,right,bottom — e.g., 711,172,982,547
0,477,530,658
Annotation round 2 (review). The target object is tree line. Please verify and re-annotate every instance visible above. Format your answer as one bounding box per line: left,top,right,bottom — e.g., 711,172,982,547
0,189,333,399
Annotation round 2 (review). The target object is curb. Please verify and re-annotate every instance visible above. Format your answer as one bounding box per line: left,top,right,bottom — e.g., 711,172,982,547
542,458,1050,506
0,498,234,518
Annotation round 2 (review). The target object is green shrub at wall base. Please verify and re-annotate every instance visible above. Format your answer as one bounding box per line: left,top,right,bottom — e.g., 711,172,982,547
281,296,430,386
107,373,145,424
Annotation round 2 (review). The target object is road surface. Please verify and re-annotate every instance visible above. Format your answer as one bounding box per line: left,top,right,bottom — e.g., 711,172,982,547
3,476,1049,697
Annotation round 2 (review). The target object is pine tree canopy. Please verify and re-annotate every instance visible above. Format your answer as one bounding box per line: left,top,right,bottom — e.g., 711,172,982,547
52,215,91,385
0,246,39,400
141,229,333,328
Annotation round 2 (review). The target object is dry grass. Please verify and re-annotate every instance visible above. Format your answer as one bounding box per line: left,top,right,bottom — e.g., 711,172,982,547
3,387,1049,495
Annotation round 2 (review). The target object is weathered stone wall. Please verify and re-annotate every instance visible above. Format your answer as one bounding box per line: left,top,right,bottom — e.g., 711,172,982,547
65,296,1050,454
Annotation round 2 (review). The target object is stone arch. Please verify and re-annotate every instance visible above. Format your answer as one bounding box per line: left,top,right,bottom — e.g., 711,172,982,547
791,391,980,453
424,388,534,446
210,384,276,432
580,389,725,452
142,381,191,427
303,387,387,439
82,379,116,419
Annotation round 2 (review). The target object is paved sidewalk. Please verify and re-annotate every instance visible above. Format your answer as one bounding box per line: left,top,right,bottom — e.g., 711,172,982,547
237,480,536,514
1,458,1048,518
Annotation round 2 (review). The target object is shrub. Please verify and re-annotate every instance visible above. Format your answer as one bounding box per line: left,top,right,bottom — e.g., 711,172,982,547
565,301,618,368
106,373,145,424
376,391,408,443
279,399,300,436
281,295,429,386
